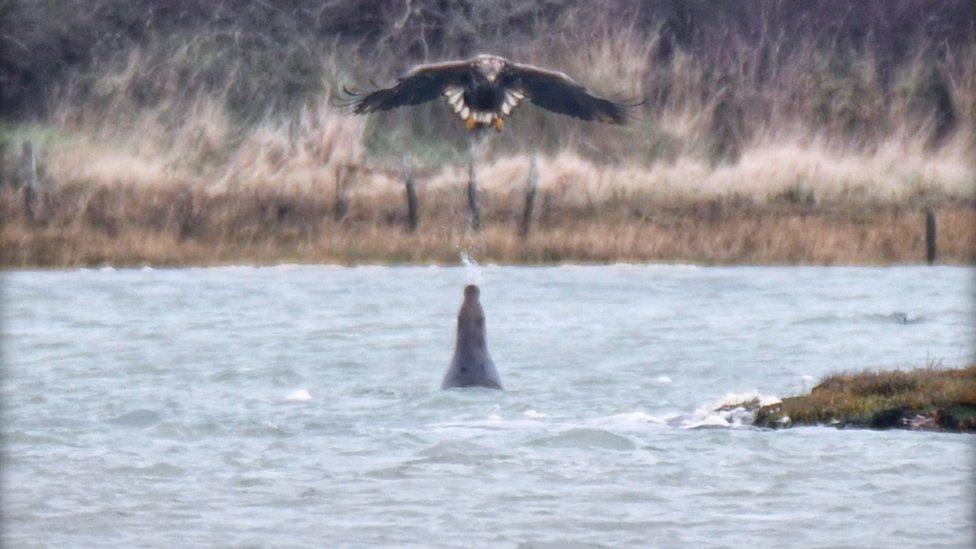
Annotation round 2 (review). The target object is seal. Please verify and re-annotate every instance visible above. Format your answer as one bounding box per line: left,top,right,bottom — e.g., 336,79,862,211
441,285,503,390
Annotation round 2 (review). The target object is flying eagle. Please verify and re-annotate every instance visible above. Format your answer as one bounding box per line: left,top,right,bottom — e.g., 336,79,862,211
346,54,633,131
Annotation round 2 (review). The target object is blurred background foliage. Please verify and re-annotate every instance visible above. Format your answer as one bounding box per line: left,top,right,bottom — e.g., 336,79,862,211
0,0,973,167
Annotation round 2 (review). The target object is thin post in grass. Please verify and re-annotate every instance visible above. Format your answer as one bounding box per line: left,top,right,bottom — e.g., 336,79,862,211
925,208,937,265
519,155,538,238
174,188,195,241
334,165,348,222
0,139,6,187
402,155,419,232
21,140,38,221
467,140,482,231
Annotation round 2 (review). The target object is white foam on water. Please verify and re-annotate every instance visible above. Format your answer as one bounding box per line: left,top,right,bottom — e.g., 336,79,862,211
712,391,781,409
685,415,730,429
286,389,311,402
655,375,673,385
431,410,680,440
586,411,672,431
684,391,782,429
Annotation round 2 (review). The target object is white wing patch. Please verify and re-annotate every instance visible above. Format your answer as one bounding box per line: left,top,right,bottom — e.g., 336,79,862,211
443,87,467,115
501,89,525,116
443,85,522,127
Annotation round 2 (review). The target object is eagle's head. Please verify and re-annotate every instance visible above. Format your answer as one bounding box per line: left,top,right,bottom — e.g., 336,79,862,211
473,54,505,83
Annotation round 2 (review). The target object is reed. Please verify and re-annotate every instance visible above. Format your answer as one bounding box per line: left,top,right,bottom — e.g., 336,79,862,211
2,3,974,267
2,178,973,267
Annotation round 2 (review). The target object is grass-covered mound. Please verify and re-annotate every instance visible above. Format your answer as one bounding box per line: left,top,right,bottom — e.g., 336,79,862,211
755,365,976,433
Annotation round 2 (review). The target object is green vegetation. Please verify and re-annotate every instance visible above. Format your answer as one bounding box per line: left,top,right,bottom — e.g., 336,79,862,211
755,365,976,433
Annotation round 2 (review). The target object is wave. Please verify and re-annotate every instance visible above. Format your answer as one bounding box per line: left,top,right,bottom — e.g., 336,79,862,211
104,409,162,428
683,391,781,429
793,311,926,326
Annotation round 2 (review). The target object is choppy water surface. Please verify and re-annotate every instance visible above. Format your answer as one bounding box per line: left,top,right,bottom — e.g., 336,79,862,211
3,265,974,547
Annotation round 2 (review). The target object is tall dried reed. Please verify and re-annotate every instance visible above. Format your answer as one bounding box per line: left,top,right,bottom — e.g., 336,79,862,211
1,11,973,267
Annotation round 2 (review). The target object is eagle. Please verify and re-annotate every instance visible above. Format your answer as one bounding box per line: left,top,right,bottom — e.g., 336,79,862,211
346,54,633,131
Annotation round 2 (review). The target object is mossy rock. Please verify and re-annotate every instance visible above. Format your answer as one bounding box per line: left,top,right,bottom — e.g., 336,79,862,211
754,400,792,429
936,405,976,432
755,365,976,433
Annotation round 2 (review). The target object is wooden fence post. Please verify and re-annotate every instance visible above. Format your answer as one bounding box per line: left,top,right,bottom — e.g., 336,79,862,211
21,140,38,221
0,139,6,187
402,155,419,232
519,155,538,238
467,145,482,231
334,165,348,221
175,188,195,241
925,208,937,265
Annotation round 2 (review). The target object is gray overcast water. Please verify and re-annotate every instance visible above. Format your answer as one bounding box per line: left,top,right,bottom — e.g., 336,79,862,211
3,265,974,547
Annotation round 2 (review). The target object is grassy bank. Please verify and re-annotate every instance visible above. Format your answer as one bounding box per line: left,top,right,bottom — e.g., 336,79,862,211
2,182,974,267
754,365,976,433
2,111,974,267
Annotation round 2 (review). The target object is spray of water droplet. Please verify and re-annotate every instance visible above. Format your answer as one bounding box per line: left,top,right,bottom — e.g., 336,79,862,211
460,251,482,285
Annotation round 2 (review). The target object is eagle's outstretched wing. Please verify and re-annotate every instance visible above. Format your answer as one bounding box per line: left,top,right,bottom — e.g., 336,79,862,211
502,62,631,124
347,61,472,114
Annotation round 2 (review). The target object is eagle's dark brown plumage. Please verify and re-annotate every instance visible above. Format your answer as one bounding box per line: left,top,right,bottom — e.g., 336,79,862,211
346,54,632,131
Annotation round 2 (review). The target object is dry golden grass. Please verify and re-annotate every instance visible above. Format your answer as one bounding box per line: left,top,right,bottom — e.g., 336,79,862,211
2,178,973,267
2,21,974,267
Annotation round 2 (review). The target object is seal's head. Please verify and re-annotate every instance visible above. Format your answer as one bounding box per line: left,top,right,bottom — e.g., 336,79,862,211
442,283,502,390
457,284,486,344
463,284,480,305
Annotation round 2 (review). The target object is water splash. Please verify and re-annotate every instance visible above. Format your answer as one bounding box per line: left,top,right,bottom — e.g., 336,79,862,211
460,251,482,285
801,374,816,393
684,392,782,429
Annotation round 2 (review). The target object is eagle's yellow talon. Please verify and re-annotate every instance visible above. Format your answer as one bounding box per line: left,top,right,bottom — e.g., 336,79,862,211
493,118,505,132
466,116,477,131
